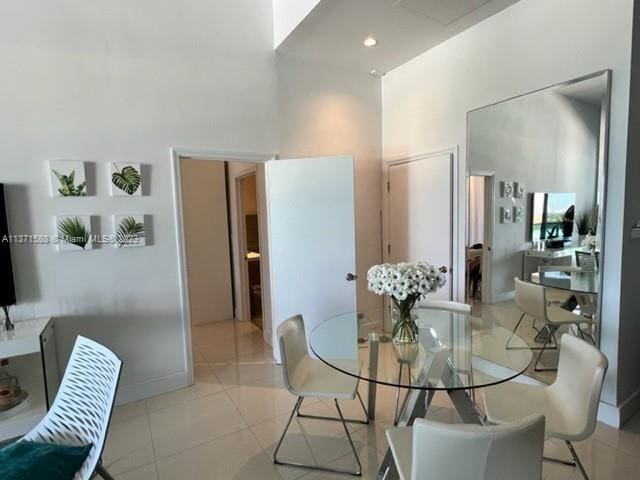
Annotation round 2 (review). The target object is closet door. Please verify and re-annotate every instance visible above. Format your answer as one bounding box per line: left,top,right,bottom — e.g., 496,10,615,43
388,153,454,300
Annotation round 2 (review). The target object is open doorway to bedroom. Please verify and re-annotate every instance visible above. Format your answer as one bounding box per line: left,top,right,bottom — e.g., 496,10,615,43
178,156,270,367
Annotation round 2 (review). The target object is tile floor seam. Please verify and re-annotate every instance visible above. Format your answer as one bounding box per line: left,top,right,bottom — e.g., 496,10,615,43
144,412,161,480
152,425,255,464
110,459,157,478
145,387,230,415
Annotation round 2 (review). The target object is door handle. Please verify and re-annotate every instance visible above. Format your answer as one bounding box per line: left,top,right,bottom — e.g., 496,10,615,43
345,273,358,281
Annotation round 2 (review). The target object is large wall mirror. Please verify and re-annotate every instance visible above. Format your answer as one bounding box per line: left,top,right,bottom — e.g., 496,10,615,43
465,71,610,356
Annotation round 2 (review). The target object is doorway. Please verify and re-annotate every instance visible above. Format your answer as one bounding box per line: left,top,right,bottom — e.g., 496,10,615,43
466,173,494,304
177,155,272,368
234,171,263,329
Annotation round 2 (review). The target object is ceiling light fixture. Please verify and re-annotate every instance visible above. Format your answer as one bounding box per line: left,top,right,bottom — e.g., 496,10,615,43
369,70,385,77
363,37,378,47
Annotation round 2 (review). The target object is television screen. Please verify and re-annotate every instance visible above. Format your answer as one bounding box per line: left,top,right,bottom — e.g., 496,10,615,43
0,184,16,307
531,192,576,241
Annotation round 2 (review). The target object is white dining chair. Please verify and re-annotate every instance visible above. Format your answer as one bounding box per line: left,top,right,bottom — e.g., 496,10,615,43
419,300,471,314
385,414,545,480
575,251,598,272
508,278,594,371
273,314,368,476
484,334,607,480
21,336,122,480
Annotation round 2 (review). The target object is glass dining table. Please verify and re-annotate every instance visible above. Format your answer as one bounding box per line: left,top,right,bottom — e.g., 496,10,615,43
532,270,599,294
309,307,533,478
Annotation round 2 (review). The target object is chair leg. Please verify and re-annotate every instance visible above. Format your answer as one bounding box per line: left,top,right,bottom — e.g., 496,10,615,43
297,393,369,425
95,461,116,480
334,399,362,476
273,396,362,476
507,315,558,351
273,397,303,466
393,364,404,426
534,326,559,372
506,313,526,350
566,441,590,480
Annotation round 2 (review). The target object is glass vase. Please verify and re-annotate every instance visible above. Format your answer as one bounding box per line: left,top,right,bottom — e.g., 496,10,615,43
391,298,419,344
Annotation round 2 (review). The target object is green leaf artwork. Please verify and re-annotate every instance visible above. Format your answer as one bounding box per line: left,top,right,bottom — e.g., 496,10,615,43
116,215,145,247
57,216,90,250
112,164,142,195
53,169,87,197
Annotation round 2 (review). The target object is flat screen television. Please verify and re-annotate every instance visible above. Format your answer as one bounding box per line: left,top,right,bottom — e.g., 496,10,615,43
0,184,16,309
531,192,576,241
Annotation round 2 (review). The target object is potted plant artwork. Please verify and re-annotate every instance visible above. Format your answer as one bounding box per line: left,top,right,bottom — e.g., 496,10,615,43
367,262,447,344
111,163,142,196
50,161,87,197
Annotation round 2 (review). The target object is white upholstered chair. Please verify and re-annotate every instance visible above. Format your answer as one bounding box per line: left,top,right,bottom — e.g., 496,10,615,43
484,334,607,480
419,299,471,314
274,314,368,476
385,415,545,480
22,336,122,480
509,278,593,371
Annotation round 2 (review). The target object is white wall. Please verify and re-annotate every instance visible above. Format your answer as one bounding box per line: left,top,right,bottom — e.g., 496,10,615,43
468,89,601,299
180,159,233,325
382,0,633,423
0,1,383,403
272,0,322,48
0,0,279,401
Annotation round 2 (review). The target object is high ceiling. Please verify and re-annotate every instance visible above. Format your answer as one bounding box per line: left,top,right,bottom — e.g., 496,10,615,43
277,0,521,75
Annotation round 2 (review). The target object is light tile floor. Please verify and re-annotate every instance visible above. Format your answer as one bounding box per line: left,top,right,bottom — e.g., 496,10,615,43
105,316,640,480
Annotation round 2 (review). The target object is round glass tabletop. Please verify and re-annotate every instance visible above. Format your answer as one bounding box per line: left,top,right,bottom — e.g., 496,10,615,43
532,270,599,294
308,308,532,391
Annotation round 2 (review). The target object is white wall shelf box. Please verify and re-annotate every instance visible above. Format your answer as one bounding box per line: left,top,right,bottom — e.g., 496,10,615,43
0,317,58,442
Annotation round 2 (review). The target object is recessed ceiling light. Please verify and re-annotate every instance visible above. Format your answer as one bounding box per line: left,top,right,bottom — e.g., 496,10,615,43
363,37,378,47
369,70,385,77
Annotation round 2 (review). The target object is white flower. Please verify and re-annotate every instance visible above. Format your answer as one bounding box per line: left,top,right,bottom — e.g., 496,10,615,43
366,261,447,301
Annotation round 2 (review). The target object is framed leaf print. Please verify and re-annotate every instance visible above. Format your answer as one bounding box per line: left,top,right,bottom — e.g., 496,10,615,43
56,215,92,251
111,163,142,196
114,214,146,248
50,160,87,197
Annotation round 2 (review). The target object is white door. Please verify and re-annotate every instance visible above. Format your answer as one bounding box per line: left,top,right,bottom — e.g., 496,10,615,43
266,156,357,361
388,153,453,300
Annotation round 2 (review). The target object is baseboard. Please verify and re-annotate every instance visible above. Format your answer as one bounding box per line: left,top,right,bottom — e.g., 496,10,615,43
597,401,621,427
492,290,515,304
596,386,640,428
619,386,640,425
115,371,191,405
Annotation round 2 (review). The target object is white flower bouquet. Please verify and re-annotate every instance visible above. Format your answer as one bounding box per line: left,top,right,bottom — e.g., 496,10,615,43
581,234,599,251
367,262,447,343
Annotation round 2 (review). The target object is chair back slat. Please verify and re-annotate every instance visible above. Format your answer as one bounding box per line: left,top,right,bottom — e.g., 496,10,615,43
575,251,597,272
22,336,122,480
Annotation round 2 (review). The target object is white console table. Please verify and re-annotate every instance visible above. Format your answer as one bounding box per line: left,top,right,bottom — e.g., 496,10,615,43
523,246,577,280
0,317,59,442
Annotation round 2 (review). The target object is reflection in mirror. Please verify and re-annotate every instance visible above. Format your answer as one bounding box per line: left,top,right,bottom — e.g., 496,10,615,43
465,71,609,372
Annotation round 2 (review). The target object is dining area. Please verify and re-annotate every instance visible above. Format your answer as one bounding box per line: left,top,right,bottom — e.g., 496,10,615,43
270,258,607,480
